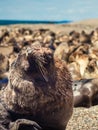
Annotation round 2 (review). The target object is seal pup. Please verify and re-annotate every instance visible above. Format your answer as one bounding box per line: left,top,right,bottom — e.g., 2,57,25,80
1,44,73,130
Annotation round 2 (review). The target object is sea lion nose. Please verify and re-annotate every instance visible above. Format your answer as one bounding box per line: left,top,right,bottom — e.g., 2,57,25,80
26,48,32,57
22,60,29,71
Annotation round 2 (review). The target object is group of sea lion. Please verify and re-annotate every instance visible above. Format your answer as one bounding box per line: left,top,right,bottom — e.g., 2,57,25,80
54,28,98,80
1,27,98,129
1,27,98,80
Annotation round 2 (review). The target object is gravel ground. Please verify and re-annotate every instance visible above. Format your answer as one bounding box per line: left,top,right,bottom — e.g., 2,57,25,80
66,105,98,130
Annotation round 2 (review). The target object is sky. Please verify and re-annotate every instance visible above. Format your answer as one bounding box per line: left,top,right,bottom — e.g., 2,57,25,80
0,0,98,21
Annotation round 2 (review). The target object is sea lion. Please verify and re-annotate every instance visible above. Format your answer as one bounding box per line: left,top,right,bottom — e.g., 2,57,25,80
0,44,73,130
79,30,91,43
68,62,82,80
73,78,98,107
91,28,98,49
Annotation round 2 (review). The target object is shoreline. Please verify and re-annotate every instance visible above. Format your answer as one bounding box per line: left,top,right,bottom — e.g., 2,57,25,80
0,22,98,34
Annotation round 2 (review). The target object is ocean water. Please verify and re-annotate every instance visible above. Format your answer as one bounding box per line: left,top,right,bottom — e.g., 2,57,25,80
0,20,72,25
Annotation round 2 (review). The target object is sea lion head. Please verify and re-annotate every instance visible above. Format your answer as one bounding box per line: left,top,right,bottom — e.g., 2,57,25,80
11,44,54,82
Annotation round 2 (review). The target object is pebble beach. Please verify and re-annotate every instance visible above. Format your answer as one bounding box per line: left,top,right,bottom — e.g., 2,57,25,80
67,105,98,130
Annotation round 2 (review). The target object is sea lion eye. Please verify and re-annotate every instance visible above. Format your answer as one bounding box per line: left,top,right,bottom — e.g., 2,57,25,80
74,83,77,86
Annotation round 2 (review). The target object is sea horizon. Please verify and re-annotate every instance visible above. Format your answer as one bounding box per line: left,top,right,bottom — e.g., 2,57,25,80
0,19,72,25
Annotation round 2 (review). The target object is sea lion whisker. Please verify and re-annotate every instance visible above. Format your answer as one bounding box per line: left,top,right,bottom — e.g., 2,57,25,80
35,57,48,82
38,64,48,82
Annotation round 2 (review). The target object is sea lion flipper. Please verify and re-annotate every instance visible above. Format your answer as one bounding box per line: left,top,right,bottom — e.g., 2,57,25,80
0,103,10,130
9,119,42,130
0,125,7,130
